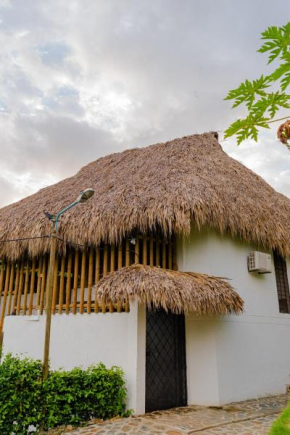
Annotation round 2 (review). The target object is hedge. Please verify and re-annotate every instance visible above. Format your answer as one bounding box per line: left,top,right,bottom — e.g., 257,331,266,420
0,354,128,434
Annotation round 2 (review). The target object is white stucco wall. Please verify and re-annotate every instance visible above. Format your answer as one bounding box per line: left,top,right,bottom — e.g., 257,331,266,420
3,226,290,411
2,303,146,414
178,227,290,406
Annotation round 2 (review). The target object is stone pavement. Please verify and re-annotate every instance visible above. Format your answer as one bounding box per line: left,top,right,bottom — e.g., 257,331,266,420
64,394,288,435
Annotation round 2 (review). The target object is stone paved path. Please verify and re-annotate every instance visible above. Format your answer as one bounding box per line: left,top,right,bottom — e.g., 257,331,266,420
64,394,288,435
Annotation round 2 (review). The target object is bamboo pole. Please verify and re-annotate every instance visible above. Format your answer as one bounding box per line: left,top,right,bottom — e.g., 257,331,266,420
0,262,10,342
87,247,93,314
94,248,100,313
118,244,122,269
65,252,72,314
135,238,140,263
58,255,65,314
172,236,178,271
2,263,10,307
40,257,47,315
28,259,36,315
72,251,79,314
102,246,108,313
109,246,115,312
79,250,86,314
35,257,43,310
110,246,115,308
103,245,108,275
150,235,154,266
156,234,160,266
12,263,20,314
142,236,147,265
126,240,130,266
110,246,115,271
117,243,123,312
7,264,15,316
52,257,59,315
0,261,5,305
162,240,167,268
125,240,131,312
168,240,173,270
117,242,123,313
116,238,123,311
22,261,30,315
16,262,24,315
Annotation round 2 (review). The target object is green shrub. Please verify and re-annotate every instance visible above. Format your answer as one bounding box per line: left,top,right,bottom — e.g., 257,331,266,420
0,354,43,434
45,364,127,428
0,354,128,434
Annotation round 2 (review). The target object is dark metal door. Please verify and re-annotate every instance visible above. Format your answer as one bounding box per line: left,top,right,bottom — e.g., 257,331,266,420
145,309,187,412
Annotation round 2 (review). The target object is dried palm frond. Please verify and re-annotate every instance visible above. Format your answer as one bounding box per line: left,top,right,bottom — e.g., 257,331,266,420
95,264,244,315
0,132,289,260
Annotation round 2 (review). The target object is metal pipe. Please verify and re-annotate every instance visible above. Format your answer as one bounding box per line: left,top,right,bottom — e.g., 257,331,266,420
54,200,79,231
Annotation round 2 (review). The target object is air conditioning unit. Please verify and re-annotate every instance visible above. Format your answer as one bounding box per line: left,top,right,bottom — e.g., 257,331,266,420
248,251,272,274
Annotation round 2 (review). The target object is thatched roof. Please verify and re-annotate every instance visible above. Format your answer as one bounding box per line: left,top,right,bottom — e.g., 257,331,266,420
0,131,290,260
95,264,244,315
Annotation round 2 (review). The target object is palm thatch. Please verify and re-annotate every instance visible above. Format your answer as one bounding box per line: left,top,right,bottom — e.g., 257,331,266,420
96,264,244,315
0,132,290,260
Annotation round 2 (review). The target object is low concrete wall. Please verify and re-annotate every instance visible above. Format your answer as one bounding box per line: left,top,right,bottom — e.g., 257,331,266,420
2,302,146,414
185,313,290,405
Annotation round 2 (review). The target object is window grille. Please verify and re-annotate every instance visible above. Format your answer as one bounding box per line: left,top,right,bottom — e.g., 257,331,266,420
273,250,290,314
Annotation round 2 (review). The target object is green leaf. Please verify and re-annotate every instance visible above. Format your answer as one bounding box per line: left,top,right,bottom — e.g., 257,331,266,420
224,115,270,145
281,73,290,91
224,23,290,145
252,92,290,118
270,61,290,79
258,23,290,64
224,75,270,109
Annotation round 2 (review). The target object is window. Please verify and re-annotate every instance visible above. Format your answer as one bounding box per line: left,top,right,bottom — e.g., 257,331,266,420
273,250,290,313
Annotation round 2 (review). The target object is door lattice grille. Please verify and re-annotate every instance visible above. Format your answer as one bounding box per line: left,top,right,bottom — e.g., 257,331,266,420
273,250,290,314
146,309,187,412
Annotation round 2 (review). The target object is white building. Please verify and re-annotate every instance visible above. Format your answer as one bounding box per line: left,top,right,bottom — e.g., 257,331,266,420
1,132,290,414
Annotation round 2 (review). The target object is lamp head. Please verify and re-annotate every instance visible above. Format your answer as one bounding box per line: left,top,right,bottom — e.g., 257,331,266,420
76,188,95,203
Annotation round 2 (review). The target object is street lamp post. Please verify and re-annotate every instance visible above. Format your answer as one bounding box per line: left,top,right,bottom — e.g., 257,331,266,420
43,224,56,380
42,188,94,379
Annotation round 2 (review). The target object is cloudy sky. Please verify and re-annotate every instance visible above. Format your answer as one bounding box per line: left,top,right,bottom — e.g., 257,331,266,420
0,0,289,208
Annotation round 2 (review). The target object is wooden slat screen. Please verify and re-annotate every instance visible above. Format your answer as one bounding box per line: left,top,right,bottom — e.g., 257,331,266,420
0,233,176,327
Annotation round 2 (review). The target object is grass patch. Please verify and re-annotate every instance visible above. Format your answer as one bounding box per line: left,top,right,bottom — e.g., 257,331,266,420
269,405,290,435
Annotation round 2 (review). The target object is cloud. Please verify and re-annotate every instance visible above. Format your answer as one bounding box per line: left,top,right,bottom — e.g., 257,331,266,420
223,129,290,197
0,0,289,207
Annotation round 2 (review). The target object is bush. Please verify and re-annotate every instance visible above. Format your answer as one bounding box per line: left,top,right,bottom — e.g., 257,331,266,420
0,354,43,434
0,354,128,434
45,364,127,428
